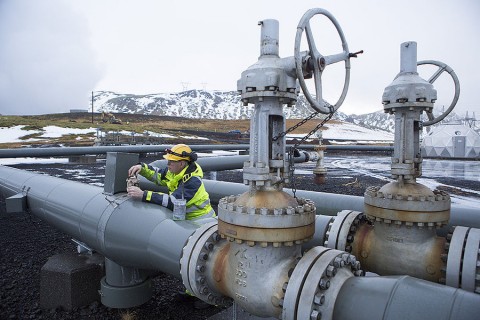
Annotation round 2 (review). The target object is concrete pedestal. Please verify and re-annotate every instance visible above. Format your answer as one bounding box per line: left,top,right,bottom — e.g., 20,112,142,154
40,253,104,310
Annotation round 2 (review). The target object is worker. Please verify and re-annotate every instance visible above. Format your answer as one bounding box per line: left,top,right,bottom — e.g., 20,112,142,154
127,143,216,221
127,144,215,309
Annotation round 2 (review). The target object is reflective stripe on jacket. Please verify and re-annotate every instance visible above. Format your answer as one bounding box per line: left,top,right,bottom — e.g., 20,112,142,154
139,162,215,220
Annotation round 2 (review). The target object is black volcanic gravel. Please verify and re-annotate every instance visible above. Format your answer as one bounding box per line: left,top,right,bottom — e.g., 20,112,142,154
1,155,478,320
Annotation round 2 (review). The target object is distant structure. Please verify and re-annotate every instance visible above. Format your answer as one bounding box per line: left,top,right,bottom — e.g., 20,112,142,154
421,122,480,158
463,111,478,131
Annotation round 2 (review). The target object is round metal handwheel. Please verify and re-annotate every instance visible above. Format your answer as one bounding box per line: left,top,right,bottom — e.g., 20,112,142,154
417,60,460,126
294,8,351,114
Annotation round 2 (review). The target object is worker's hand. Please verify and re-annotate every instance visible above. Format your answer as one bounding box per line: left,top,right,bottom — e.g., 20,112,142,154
127,186,144,199
128,164,142,177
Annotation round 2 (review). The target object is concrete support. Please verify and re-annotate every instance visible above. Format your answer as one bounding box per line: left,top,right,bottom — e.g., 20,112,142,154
40,253,104,310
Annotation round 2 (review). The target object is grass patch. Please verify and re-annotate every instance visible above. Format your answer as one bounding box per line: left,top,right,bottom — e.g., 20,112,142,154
0,112,329,148
19,132,44,140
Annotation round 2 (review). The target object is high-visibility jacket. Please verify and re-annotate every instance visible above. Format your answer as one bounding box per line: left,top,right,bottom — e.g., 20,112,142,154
139,161,215,220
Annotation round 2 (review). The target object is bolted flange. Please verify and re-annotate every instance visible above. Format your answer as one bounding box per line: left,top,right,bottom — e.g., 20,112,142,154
324,210,365,252
444,226,480,294
218,192,316,245
180,221,232,307
282,246,364,320
364,183,450,226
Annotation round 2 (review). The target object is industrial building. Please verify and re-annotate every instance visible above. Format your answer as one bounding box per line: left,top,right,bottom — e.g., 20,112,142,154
422,122,480,158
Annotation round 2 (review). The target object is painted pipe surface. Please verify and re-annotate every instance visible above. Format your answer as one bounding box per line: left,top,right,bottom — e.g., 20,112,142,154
0,144,392,158
204,181,480,233
139,178,480,232
334,275,480,320
150,156,249,172
149,152,311,172
0,144,250,158
0,165,203,277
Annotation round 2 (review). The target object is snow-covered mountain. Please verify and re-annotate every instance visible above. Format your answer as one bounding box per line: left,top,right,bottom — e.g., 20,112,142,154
93,90,469,134
94,90,322,120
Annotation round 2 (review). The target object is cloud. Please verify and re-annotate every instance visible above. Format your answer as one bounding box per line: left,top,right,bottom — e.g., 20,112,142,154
0,0,104,115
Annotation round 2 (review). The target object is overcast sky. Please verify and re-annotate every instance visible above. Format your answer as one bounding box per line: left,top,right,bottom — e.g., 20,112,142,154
1,0,479,117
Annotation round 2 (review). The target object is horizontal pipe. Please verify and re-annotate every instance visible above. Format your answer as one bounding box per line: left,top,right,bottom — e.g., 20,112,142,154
334,275,480,320
203,180,480,234
0,144,392,158
302,145,393,152
0,144,250,158
150,151,312,172
151,156,247,172
139,177,480,232
0,165,203,277
204,180,365,215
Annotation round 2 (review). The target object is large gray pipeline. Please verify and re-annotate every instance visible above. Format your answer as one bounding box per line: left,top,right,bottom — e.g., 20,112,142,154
334,275,480,320
0,165,202,277
3,165,480,318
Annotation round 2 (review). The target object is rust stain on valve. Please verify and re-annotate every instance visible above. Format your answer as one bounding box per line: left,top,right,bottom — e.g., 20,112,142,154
213,242,231,294
234,190,298,209
314,174,326,184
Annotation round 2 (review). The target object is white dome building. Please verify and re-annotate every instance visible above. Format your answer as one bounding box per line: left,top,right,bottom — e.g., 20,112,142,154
421,123,480,158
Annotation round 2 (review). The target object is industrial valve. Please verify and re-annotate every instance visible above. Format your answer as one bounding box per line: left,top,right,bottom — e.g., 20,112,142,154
181,8,365,318
323,41,480,295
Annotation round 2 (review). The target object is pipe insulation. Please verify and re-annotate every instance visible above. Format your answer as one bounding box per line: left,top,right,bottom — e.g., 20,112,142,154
0,165,209,277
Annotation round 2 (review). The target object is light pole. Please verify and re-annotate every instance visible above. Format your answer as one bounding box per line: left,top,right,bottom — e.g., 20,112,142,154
91,91,94,124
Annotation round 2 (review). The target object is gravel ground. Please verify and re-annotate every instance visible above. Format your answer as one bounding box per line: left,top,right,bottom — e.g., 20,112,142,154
1,155,478,320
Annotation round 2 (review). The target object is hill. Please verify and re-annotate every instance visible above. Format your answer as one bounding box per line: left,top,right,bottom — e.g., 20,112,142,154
92,90,470,135
0,111,396,149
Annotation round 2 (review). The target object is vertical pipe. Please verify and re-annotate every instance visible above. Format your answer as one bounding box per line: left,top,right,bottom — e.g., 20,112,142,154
260,19,279,56
91,91,94,124
400,41,417,74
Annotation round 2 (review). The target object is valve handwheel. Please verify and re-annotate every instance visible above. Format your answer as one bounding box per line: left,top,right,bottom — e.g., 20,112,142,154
417,60,460,126
294,8,351,114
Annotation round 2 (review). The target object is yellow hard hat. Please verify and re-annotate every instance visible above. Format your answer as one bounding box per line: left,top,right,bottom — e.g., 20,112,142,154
164,144,193,161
